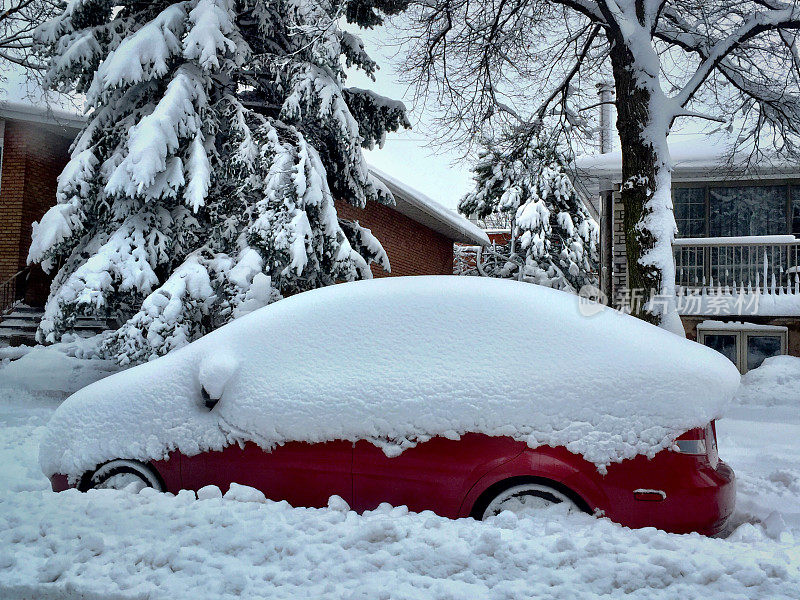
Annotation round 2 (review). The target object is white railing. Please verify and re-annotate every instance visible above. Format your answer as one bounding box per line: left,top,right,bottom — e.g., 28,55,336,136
673,235,800,295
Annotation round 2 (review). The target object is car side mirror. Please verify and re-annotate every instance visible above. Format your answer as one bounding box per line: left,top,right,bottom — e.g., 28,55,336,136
201,386,219,411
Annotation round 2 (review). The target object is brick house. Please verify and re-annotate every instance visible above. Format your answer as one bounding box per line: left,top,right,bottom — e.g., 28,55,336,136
577,134,800,372
0,102,487,344
340,167,489,278
0,101,83,311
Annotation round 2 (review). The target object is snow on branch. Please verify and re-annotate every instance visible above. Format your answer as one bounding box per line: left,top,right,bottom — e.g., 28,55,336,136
94,4,185,90
671,5,800,109
105,65,205,197
183,0,240,71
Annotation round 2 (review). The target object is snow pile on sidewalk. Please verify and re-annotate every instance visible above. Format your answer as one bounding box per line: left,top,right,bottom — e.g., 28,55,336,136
0,335,118,396
734,355,800,407
1,485,798,600
0,389,61,494
40,277,739,481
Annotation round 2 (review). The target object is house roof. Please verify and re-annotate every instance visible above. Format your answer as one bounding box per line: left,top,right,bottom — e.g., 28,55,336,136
0,65,85,133
574,133,800,189
368,167,489,245
0,99,85,132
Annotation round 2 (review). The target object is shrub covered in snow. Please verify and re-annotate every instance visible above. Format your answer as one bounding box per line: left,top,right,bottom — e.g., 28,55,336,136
29,0,409,364
734,355,800,407
39,277,739,482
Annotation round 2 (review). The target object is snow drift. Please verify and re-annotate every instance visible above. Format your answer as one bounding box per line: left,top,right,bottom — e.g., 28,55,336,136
734,355,800,407
39,276,739,480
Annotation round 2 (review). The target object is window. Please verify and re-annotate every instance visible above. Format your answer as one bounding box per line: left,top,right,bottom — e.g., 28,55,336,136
792,187,800,236
702,333,738,365
697,324,787,373
709,185,786,237
674,187,705,238
673,182,800,238
746,335,783,371
674,183,798,287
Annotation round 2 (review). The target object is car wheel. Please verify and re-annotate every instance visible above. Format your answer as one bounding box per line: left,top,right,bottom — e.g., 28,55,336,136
80,460,165,493
480,483,579,520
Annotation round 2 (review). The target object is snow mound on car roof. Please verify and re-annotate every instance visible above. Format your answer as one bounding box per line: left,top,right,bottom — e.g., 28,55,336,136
39,277,740,479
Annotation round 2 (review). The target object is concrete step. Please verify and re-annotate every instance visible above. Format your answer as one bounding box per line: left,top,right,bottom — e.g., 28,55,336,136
1,310,42,322
0,319,38,330
0,309,116,347
7,305,42,315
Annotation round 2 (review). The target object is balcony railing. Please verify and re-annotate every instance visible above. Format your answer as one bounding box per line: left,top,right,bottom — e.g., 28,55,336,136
673,235,800,295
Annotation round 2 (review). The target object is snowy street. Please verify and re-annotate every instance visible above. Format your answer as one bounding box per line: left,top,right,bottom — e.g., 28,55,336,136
1,356,799,599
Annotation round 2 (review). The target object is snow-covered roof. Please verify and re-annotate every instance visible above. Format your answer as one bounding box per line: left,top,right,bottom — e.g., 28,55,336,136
698,320,788,333
370,167,490,246
575,133,800,190
0,99,84,130
0,65,84,131
39,276,738,481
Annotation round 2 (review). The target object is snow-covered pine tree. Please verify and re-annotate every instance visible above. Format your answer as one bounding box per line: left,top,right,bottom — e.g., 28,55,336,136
28,0,409,363
458,137,598,292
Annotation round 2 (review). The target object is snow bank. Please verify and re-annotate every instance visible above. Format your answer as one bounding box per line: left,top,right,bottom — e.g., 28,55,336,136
2,487,799,600
39,276,740,480
734,355,800,407
6,380,799,600
0,336,118,397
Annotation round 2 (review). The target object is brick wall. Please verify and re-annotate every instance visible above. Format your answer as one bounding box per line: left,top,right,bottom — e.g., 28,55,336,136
0,120,25,287
0,120,71,306
336,200,455,277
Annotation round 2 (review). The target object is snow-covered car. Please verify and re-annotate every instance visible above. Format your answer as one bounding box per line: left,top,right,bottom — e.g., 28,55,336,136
42,276,738,534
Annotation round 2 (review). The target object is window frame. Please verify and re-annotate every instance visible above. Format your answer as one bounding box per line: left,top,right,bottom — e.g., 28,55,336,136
697,324,788,374
672,178,800,239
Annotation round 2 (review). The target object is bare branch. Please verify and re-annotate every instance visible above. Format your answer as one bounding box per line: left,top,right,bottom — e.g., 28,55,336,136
671,5,800,108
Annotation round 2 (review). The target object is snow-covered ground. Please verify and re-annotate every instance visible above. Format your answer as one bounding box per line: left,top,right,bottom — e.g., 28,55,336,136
0,352,799,599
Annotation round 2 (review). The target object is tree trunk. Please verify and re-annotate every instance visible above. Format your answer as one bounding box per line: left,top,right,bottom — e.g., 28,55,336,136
609,40,677,329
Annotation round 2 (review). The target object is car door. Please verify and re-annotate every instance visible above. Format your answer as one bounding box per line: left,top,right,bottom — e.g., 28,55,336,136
352,433,525,518
181,440,354,508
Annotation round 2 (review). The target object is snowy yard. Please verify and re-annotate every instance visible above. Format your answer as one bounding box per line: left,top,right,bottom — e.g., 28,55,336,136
0,349,797,599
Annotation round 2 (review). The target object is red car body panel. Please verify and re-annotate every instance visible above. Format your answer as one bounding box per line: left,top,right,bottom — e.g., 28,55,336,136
353,434,525,516
181,440,354,507
153,455,182,492
50,431,735,535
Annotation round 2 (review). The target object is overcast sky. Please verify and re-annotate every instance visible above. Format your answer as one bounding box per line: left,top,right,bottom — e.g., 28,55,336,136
347,27,475,210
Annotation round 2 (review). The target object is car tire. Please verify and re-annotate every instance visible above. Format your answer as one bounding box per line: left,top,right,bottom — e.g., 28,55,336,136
478,482,580,520
79,459,165,493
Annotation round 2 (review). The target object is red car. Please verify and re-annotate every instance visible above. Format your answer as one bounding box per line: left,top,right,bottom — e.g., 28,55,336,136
43,277,737,535
51,422,734,535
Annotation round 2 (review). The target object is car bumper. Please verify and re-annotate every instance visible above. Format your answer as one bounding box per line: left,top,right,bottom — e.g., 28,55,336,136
49,473,72,492
599,459,736,536
692,460,736,536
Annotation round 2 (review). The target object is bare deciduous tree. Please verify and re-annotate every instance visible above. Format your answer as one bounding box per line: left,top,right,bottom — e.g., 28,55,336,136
401,0,800,329
0,0,58,69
